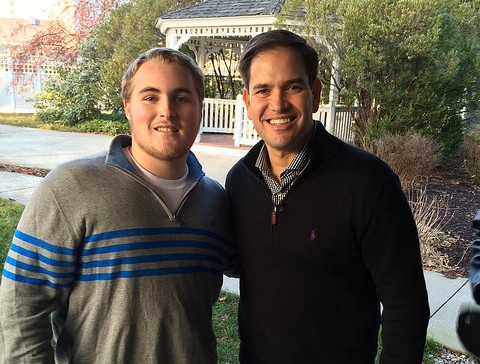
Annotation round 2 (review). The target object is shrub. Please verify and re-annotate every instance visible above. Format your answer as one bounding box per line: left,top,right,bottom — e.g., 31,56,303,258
366,132,442,191
463,133,480,181
75,119,130,135
408,187,454,271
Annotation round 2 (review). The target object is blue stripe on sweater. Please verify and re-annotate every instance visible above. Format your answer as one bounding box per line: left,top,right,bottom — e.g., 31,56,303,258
76,265,222,281
5,256,74,279
2,269,73,289
14,230,76,256
80,240,229,257
84,227,230,246
5,228,229,286
10,244,76,267
2,264,222,286
80,253,222,269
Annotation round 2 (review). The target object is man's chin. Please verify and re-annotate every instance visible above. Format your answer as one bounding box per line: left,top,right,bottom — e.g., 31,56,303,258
153,148,189,162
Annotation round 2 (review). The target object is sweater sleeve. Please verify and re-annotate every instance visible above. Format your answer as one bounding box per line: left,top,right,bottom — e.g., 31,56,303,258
361,176,430,363
0,180,78,363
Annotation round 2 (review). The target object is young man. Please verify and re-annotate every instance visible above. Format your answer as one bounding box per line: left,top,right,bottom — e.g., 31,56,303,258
0,48,234,363
226,29,430,363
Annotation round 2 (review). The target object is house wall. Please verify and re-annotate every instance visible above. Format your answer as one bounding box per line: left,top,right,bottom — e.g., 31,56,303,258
0,0,62,113
0,53,56,113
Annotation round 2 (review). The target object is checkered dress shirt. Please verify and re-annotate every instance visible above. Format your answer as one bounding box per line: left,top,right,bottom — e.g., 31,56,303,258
255,127,314,223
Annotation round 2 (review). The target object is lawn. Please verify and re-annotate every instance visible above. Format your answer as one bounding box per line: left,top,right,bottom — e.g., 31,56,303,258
0,198,24,274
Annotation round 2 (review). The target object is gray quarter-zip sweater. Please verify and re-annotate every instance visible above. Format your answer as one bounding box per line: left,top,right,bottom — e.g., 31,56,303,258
0,135,234,364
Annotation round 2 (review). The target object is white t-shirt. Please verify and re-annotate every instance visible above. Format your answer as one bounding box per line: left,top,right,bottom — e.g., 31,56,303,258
123,147,189,213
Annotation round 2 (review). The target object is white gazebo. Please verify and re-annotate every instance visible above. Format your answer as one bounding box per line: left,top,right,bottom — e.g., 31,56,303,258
156,0,351,145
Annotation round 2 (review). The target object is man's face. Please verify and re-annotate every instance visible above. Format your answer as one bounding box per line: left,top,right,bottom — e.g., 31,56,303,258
243,46,321,157
124,60,202,169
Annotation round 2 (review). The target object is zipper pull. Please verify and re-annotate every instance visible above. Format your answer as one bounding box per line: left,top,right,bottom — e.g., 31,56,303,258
171,214,181,228
271,206,278,225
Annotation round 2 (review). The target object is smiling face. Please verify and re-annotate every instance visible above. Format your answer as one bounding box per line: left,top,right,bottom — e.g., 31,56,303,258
123,60,202,175
243,46,321,160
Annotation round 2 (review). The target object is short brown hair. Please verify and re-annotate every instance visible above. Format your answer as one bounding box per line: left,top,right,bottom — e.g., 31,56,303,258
121,47,205,101
238,29,319,90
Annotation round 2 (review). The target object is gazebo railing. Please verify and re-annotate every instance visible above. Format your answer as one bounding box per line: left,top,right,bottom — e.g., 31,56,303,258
202,98,236,133
201,96,356,146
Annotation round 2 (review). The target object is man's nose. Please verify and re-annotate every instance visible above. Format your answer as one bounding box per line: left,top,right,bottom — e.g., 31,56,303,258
158,98,176,119
270,89,289,112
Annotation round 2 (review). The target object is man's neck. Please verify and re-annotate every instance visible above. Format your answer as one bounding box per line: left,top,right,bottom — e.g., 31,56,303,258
264,148,298,184
129,147,187,180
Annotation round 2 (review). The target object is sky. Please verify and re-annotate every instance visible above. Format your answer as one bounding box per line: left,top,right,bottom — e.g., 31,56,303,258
0,0,59,20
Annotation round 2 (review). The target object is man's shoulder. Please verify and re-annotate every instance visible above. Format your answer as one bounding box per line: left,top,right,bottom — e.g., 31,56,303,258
44,152,109,183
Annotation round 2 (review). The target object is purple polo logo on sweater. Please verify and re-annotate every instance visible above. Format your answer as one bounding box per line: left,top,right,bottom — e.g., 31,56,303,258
308,229,318,242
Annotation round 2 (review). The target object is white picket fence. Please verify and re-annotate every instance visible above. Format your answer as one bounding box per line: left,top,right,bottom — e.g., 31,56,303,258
0,65,355,145
202,98,236,133
202,95,356,146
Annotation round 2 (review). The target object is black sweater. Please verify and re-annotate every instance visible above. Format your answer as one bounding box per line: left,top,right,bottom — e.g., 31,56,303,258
226,122,429,364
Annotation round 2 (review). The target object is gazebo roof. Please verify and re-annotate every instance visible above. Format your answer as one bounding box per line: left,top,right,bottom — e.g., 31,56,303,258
161,0,285,20
155,0,289,73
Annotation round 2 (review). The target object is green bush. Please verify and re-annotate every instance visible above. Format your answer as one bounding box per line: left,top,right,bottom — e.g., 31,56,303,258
75,119,130,135
282,0,480,157
34,37,103,125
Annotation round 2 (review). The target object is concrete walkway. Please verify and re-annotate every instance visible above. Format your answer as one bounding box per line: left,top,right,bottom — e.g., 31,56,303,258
0,124,476,354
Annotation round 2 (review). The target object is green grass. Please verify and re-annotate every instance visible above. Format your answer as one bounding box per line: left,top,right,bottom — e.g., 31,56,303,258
0,113,72,130
213,291,240,363
0,198,24,274
0,113,129,135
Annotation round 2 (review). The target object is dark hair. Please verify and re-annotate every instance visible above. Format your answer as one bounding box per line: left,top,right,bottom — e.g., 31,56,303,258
121,47,204,101
238,29,319,90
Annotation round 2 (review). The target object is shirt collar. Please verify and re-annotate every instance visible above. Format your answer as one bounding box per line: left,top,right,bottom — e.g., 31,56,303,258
255,123,315,177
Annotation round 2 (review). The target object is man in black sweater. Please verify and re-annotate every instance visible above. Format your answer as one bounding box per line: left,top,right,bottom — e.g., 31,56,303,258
226,29,429,363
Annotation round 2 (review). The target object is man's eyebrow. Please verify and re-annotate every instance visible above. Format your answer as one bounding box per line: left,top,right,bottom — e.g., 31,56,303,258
251,83,270,90
138,87,194,94
139,87,160,94
251,78,307,90
283,78,308,86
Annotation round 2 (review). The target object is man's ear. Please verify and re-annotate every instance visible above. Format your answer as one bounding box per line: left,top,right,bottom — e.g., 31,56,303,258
311,78,322,113
123,99,131,121
242,88,253,120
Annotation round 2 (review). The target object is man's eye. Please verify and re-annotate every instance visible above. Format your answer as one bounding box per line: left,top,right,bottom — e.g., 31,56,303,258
255,89,270,97
286,85,303,93
144,96,157,102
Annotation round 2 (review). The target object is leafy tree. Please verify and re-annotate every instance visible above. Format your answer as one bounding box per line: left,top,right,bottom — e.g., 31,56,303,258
9,0,123,78
34,0,195,123
94,0,197,114
34,36,103,124
281,0,480,155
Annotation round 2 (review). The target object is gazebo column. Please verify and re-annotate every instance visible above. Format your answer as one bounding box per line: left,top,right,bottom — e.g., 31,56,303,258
164,29,191,50
325,56,340,134
196,38,206,70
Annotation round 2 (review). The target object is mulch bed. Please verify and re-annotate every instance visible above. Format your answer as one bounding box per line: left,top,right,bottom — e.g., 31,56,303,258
419,156,480,278
0,163,50,177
